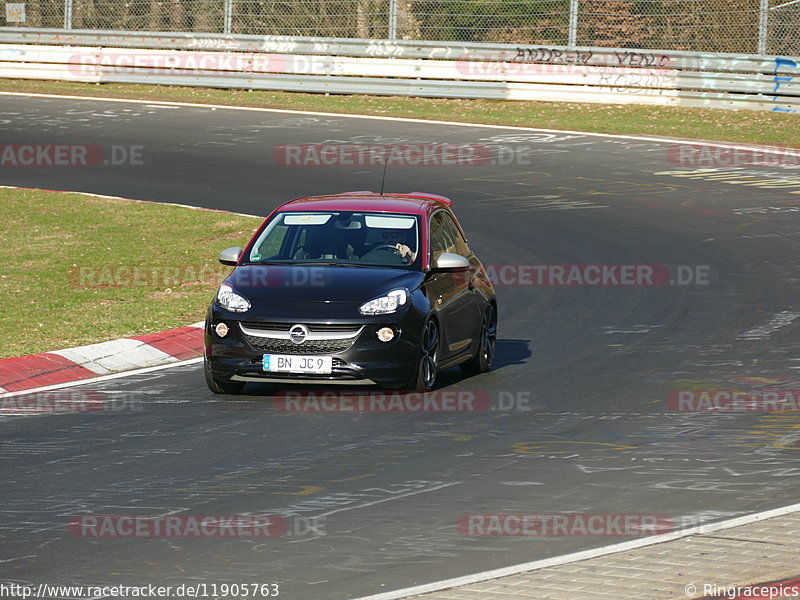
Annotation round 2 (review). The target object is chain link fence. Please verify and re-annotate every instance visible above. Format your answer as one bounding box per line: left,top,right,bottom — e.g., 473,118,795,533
770,0,800,56
2,0,798,54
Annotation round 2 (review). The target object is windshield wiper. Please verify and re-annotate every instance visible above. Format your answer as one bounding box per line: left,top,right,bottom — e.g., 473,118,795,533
286,261,367,267
320,262,406,269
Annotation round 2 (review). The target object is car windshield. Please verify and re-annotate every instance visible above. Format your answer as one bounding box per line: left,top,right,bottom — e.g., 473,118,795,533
245,211,421,269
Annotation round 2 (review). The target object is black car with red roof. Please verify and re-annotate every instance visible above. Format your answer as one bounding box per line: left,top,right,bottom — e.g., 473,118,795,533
204,191,497,394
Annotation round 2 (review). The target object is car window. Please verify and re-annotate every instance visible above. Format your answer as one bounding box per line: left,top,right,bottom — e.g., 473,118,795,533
430,211,469,262
258,223,288,257
247,211,420,269
444,214,470,256
429,212,450,261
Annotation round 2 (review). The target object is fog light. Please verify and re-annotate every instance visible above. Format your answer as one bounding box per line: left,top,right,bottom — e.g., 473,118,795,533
377,327,395,342
215,322,230,338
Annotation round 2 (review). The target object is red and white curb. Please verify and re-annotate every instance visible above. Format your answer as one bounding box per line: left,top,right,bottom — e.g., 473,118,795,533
0,322,204,394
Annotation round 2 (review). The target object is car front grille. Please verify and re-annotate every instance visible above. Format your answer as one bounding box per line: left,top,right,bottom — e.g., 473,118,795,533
230,323,376,384
239,321,364,355
243,336,356,355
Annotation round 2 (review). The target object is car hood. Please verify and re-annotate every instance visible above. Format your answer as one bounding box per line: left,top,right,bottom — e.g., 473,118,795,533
223,265,424,303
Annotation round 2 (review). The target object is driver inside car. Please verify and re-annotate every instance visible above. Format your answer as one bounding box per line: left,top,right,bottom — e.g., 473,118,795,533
378,228,416,263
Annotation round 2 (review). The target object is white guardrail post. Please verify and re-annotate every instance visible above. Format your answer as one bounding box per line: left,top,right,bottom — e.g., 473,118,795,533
63,0,73,30
568,0,579,49
388,0,398,41
758,0,769,55
224,0,233,35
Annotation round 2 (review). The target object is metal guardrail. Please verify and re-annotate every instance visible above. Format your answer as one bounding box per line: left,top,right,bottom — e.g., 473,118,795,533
0,28,796,74
0,29,798,113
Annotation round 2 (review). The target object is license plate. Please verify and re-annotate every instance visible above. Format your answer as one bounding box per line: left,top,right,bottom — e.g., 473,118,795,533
263,354,332,374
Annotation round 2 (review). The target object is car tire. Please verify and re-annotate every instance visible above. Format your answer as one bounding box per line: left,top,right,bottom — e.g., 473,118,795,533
204,357,245,395
460,303,497,375
410,318,440,391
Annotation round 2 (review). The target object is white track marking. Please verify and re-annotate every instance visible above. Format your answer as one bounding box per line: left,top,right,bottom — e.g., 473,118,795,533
1,91,797,154
737,311,800,341
315,481,460,519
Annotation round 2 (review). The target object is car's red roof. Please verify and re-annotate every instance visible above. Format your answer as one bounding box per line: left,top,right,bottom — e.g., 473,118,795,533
278,191,451,215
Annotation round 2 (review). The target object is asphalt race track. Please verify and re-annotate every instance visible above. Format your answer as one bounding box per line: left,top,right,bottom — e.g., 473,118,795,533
1,95,800,599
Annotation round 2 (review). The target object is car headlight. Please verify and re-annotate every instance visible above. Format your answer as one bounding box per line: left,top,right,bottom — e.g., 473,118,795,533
359,289,408,315
216,284,251,313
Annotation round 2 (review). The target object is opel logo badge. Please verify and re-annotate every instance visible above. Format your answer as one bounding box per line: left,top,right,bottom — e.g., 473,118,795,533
289,324,309,345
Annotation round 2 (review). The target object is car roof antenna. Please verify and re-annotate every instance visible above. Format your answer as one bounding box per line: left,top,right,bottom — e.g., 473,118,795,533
379,155,389,196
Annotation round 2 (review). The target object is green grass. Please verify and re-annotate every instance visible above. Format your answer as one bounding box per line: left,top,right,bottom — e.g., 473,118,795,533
1,78,798,148
0,188,258,358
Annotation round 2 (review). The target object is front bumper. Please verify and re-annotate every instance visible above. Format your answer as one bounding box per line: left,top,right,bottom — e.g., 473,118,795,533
205,308,424,387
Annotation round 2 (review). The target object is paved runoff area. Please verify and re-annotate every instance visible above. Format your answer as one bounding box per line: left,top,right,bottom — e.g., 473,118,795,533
406,510,800,600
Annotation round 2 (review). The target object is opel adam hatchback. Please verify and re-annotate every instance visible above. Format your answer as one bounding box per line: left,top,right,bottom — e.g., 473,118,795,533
204,191,497,394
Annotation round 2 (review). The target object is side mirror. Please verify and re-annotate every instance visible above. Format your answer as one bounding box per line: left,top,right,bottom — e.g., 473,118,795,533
434,252,470,271
219,247,243,266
